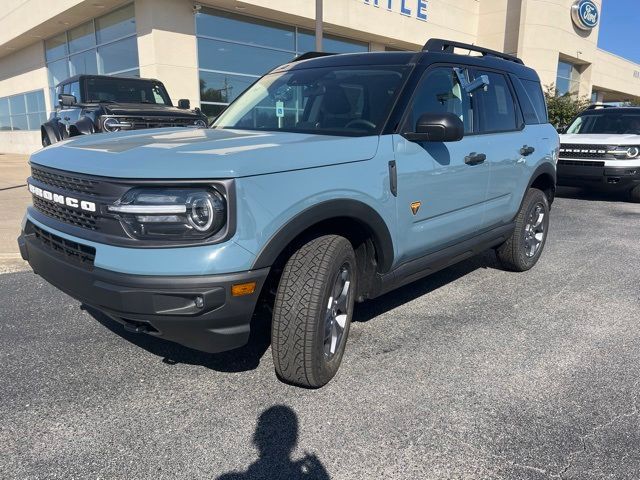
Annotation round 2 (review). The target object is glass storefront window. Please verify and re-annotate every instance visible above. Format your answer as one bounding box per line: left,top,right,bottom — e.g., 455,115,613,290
68,21,96,53
196,9,295,51
95,4,136,44
97,36,139,74
556,60,580,96
45,33,68,62
198,38,294,76
45,3,138,108
196,8,370,120
0,90,47,131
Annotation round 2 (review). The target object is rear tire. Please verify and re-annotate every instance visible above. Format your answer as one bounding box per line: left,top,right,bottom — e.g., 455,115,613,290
629,185,640,203
496,188,550,272
271,235,357,388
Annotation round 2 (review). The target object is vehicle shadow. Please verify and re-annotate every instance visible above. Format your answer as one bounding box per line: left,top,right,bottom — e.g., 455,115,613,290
555,186,630,203
86,303,273,373
216,405,330,480
354,248,499,323
87,249,500,372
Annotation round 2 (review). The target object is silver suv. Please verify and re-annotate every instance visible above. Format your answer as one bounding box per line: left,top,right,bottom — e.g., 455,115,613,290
558,106,640,202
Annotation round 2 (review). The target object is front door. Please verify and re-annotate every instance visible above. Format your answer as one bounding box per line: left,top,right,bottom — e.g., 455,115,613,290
393,66,490,265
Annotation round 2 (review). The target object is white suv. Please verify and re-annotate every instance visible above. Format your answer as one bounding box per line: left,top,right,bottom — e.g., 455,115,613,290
558,106,640,202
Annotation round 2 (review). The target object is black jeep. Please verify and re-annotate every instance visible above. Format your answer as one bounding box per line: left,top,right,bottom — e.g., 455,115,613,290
41,75,208,147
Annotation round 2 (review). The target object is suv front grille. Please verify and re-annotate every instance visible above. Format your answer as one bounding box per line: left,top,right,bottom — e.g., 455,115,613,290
32,197,98,230
559,144,612,160
558,159,605,167
31,167,98,196
31,223,96,269
106,116,198,130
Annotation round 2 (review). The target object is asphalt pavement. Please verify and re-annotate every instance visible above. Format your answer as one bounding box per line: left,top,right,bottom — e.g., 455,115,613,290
1,188,639,479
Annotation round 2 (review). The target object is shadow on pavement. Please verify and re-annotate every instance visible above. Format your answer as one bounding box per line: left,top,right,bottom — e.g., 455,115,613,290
86,249,500,372
87,303,272,373
216,405,330,480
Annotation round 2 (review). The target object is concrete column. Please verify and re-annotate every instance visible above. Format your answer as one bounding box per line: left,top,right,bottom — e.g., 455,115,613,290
135,0,200,107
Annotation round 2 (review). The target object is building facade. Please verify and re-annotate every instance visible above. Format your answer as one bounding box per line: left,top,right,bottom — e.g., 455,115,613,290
1,0,638,154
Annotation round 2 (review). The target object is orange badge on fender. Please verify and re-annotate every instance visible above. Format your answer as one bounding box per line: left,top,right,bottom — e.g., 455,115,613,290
410,201,421,215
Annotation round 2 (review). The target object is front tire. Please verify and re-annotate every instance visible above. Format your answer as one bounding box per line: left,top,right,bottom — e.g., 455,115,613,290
271,235,357,388
496,188,550,272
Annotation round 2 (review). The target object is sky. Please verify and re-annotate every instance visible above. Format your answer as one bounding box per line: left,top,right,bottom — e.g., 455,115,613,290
597,0,640,64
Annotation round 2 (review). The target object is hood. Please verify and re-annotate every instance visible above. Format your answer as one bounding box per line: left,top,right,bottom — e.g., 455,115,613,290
101,103,203,118
560,133,640,145
30,128,380,179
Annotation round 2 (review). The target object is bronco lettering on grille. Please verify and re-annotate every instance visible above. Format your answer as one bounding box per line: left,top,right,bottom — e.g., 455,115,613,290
28,183,97,212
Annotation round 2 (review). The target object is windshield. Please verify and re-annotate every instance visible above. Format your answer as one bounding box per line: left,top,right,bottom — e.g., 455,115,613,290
85,78,172,105
567,112,640,135
212,65,410,136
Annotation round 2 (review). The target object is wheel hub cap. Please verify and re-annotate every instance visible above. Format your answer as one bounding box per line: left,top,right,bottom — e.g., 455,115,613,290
524,203,546,258
323,264,351,360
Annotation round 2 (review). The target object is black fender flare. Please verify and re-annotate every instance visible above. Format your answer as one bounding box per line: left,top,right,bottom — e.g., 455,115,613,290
251,199,395,273
71,116,96,136
528,161,557,190
41,120,65,144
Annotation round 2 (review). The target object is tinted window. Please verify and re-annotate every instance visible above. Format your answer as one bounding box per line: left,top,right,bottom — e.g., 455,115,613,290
97,36,139,75
95,4,136,44
86,78,171,105
522,79,548,124
474,71,517,133
197,38,293,76
408,67,474,134
567,112,640,134
214,66,408,136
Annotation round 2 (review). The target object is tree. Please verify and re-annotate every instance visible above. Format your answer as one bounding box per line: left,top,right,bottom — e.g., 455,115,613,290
543,84,591,129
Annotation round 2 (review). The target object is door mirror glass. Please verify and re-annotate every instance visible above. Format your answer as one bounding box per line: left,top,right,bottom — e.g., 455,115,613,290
405,112,464,142
58,94,77,108
178,99,191,109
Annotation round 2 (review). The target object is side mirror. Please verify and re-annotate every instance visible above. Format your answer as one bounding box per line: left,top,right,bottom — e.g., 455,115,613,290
404,112,464,142
58,94,77,108
178,99,191,109
556,126,566,134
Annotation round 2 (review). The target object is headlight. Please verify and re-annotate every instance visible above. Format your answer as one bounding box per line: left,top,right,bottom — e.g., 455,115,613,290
193,119,208,128
107,188,226,240
103,117,131,132
608,146,640,159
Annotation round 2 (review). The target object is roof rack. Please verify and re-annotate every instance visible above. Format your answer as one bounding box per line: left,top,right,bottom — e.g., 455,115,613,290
585,104,616,110
291,51,336,63
423,38,524,65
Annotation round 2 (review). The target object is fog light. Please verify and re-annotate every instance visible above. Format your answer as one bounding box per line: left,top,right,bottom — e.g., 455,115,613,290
231,282,257,297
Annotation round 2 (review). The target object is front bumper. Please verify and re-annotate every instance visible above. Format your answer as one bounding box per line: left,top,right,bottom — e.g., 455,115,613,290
18,221,269,353
557,161,640,190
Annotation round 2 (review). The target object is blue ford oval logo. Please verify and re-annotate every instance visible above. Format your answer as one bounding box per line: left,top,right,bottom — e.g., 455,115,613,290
571,0,599,30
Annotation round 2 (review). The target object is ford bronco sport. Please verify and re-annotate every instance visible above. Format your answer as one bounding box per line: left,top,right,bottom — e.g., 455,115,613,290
19,39,558,388
558,105,640,202
41,75,208,147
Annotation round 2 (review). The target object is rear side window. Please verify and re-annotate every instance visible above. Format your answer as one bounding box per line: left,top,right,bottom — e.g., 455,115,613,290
521,79,548,124
473,71,518,133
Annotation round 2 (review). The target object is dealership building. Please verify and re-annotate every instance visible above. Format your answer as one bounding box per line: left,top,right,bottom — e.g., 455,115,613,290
1,0,639,154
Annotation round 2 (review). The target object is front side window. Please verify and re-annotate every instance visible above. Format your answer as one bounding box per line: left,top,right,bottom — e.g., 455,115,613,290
407,67,474,134
567,112,640,135
473,71,518,133
85,78,171,105
213,66,408,136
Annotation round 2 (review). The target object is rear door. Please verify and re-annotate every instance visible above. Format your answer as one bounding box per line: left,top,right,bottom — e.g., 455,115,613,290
470,69,526,226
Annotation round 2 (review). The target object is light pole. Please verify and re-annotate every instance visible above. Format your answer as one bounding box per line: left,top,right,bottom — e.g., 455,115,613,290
315,0,323,52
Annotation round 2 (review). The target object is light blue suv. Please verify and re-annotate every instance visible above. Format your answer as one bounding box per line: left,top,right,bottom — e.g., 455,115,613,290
18,39,558,387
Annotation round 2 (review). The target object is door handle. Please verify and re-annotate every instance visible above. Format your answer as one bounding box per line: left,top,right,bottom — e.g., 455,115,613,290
520,145,535,156
465,152,486,166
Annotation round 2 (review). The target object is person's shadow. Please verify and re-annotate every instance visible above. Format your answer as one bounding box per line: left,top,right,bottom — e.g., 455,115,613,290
217,405,330,480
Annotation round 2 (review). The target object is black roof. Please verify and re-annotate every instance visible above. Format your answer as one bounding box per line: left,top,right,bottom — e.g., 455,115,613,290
580,107,640,115
56,74,162,88
275,43,539,82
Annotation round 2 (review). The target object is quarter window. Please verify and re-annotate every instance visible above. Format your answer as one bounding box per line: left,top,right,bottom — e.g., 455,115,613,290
473,71,517,133
408,67,474,134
